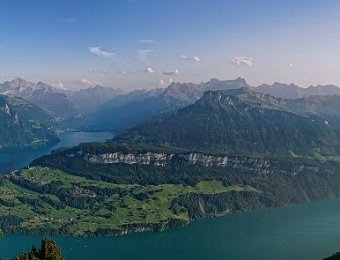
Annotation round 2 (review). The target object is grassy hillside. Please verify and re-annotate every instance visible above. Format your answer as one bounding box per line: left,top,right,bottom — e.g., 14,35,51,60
4,148,340,236
0,167,257,236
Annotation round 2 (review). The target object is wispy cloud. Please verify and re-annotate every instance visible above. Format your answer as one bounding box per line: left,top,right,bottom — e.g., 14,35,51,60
231,57,253,66
117,70,127,75
61,18,77,23
180,55,200,62
287,63,293,68
163,69,179,75
137,49,155,62
50,81,67,90
89,47,116,60
137,39,155,44
193,56,200,62
145,67,156,74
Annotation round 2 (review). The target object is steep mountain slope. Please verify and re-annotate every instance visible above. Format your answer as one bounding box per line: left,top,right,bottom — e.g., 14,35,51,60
0,95,58,148
0,78,78,119
115,88,338,156
68,85,124,114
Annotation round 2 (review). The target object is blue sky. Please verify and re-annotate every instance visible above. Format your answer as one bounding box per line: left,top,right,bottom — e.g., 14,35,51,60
0,0,340,90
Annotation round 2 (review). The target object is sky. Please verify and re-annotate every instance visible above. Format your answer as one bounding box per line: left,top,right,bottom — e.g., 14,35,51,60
0,0,340,90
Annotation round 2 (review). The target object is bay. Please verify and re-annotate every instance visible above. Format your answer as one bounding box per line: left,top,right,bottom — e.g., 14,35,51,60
0,131,113,174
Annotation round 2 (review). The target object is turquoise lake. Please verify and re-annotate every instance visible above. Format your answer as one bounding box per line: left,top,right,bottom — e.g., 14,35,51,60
0,131,340,259
0,131,113,174
1,198,340,259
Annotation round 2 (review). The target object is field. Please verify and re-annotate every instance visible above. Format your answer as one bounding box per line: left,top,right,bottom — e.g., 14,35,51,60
0,167,258,236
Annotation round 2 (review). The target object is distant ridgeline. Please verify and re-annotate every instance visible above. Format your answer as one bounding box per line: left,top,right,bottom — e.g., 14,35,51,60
0,95,58,148
2,86,340,236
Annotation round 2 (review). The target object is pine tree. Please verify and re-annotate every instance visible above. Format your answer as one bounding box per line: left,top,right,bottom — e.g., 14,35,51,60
14,238,64,260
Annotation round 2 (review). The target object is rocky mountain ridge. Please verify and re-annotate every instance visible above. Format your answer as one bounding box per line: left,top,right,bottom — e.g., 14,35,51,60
0,78,78,119
0,95,58,148
115,87,338,156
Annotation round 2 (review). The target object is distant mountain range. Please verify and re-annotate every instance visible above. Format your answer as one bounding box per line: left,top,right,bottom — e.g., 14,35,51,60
0,95,58,148
255,82,340,99
2,77,340,136
0,78,78,119
0,78,124,119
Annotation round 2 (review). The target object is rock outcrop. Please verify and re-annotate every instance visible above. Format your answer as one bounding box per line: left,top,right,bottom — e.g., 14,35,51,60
83,151,272,170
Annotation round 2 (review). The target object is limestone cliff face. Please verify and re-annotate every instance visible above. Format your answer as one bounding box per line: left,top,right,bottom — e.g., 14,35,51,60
79,150,330,176
86,152,174,166
82,151,271,171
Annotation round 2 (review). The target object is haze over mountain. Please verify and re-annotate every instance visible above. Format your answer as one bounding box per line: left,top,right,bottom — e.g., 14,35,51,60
283,95,340,139
68,85,124,114
0,78,78,119
255,82,340,99
0,95,58,148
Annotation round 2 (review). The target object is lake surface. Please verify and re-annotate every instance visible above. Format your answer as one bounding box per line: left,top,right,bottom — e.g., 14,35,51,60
1,197,340,259
0,131,113,174
1,131,340,259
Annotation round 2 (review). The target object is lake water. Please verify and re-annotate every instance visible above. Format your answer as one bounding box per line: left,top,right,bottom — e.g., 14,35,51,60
1,197,340,259
0,131,113,174
1,131,340,259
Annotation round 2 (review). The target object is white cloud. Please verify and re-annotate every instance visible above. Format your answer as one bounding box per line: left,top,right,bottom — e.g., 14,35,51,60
231,56,253,66
117,70,127,75
193,56,201,62
145,67,156,74
163,69,179,75
180,55,201,62
137,49,155,62
137,39,155,44
180,55,189,60
89,46,116,60
287,63,293,68
159,79,166,86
